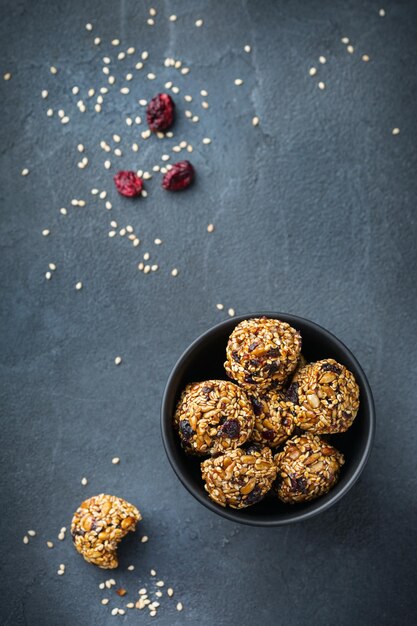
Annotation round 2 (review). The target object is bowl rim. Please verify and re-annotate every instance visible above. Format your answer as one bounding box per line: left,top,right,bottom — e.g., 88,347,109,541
160,311,376,526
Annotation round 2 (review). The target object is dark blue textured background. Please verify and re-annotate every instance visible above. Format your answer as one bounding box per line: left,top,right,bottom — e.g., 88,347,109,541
1,1,416,624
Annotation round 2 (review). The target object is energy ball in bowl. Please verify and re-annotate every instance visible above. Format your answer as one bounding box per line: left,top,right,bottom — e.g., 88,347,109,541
274,433,344,504
201,445,277,509
248,389,295,448
174,380,255,456
288,358,360,434
71,494,141,569
224,317,302,392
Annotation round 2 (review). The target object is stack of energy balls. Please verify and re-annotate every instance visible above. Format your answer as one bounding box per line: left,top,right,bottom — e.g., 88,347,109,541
174,317,360,509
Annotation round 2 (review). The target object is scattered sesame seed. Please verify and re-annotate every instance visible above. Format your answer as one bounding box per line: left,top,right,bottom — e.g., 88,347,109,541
58,532,65,541
252,116,260,126
201,101,209,109
119,228,126,236
57,570,65,576
139,588,147,595
141,129,151,139
379,8,385,17
75,281,83,290
101,598,109,605
47,541,54,548
141,535,149,543
202,137,212,145
207,223,215,233
28,530,36,537
319,56,326,64
125,72,133,81
143,265,151,274
118,52,126,61
150,570,156,576
184,94,192,102
216,303,224,310
112,457,120,464
155,591,163,598
72,86,79,95
3,72,11,81
45,272,52,280
154,238,162,245
181,67,190,75
167,588,174,597
147,72,156,80
141,190,148,198
176,602,183,611
42,229,50,237
111,38,120,46
156,581,164,588
111,608,118,616
318,81,326,90
362,54,370,62
114,356,122,365
347,45,354,54
234,78,244,86
141,51,149,60
191,115,199,123
147,18,155,26
106,201,112,210
186,145,193,152
126,603,134,609
120,87,130,94
171,268,178,277
341,37,349,44
94,37,101,45
41,89,48,99
161,154,170,161
61,116,70,124
21,168,29,176
127,565,135,571
228,308,236,316
392,128,400,135
173,87,181,95
85,22,93,31
48,263,56,271
114,148,122,157
50,66,58,75
47,108,54,117
108,76,115,85
99,190,107,199
81,477,88,486
104,160,111,169
309,67,317,76
143,252,150,261
169,15,177,21
195,19,203,27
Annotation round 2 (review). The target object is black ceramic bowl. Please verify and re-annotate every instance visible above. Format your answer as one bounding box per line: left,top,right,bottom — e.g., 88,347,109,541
161,312,375,526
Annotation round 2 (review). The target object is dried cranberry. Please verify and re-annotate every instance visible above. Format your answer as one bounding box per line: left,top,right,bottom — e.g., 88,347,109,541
263,429,276,442
220,418,240,439
146,93,175,132
267,348,281,358
114,171,143,197
286,383,299,404
249,395,263,416
245,484,263,505
179,420,195,442
231,350,240,363
290,475,307,493
162,160,194,191
322,363,341,375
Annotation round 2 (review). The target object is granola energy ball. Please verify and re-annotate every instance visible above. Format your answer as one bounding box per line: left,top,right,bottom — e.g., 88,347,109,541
201,445,277,508
174,380,254,455
288,358,360,434
274,433,344,504
71,494,141,569
248,389,295,448
224,317,302,392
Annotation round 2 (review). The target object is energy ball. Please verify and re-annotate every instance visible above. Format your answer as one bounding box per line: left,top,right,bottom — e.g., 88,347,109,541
287,358,360,434
174,380,254,455
71,494,141,569
201,445,277,508
274,433,344,504
224,317,302,392
248,389,295,448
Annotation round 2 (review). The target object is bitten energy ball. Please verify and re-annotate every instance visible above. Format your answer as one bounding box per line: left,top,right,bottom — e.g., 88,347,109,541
71,494,141,569
201,445,277,508
174,380,254,455
274,433,344,504
248,389,295,448
288,358,360,434
224,317,302,392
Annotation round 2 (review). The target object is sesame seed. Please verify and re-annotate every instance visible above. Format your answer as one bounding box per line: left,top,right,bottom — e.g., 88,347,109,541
111,608,118,616
75,281,83,290
126,73,133,81
169,15,177,21
127,565,135,571
58,532,65,540
181,67,190,75
150,570,156,576
141,130,151,140
195,19,203,27
392,128,400,135
118,610,126,616
141,190,148,198
167,588,174,597
81,477,88,485
101,598,109,605
114,148,122,157
176,602,183,611
319,56,326,64
347,45,354,54
50,66,58,74
41,89,48,99
147,72,156,80
119,228,126,236
234,78,243,86
153,165,161,172
252,116,260,126
126,225,133,233
61,116,70,124
341,37,349,44
21,168,29,176
244,44,251,53
47,108,54,117
141,535,149,543
155,591,163,598
111,38,120,46
85,22,93,31
186,145,193,152
141,51,149,60
114,356,122,365
131,143,139,152
318,81,326,90
207,223,215,233
147,18,155,26
161,154,170,161
120,87,129,94
191,115,199,123
156,581,164,587
104,160,111,169
72,86,79,94
143,265,151,274
202,137,211,145
45,272,52,280
135,62,143,70
112,456,120,464
3,72,11,81
379,8,385,17
78,199,86,207
108,76,115,85
171,268,178,277
362,54,370,62
57,570,65,576
228,308,235,316
28,530,36,537
201,101,209,109
216,303,224,310
154,238,162,245
94,37,101,45
309,67,317,76
42,229,50,236
47,541,54,548
99,191,107,199
139,588,147,595
49,263,56,270
126,603,134,608
118,52,126,61
143,252,150,261
150,611,157,617
184,94,192,102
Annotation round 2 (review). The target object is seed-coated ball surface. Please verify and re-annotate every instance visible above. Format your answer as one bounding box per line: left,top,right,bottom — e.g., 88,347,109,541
248,388,295,447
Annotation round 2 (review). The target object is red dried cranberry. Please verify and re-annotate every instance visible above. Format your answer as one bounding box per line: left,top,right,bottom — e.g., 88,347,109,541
146,93,175,132
114,171,143,197
220,418,240,439
162,160,194,191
